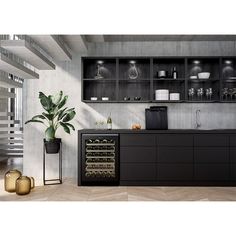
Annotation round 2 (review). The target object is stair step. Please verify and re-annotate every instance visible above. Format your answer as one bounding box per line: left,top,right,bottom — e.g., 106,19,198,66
0,73,23,88
0,139,23,144
0,154,23,158
0,112,14,116
29,35,72,61
1,39,55,70
0,144,23,149
0,120,20,124
0,127,22,131
0,133,23,138
0,90,16,98
0,53,39,79
0,149,23,153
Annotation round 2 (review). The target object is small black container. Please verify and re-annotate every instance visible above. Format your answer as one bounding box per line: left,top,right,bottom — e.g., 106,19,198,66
44,138,61,154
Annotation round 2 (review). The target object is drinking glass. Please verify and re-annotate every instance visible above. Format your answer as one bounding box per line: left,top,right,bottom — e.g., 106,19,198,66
222,88,229,100
188,88,195,100
233,88,236,100
197,88,204,100
205,89,209,100
229,88,234,100
208,88,213,100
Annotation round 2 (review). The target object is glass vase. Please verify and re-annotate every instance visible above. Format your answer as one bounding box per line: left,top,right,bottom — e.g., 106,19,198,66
29,177,35,189
15,176,31,195
4,169,22,193
128,62,139,80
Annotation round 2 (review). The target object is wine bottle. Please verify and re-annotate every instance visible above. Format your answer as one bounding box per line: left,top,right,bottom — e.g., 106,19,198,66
107,113,112,130
172,66,178,79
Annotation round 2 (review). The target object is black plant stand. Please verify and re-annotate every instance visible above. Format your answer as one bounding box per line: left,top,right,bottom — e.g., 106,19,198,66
43,142,62,185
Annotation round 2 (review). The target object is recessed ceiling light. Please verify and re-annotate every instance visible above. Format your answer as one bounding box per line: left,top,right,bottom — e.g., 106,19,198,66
97,60,104,65
193,60,200,65
224,60,232,65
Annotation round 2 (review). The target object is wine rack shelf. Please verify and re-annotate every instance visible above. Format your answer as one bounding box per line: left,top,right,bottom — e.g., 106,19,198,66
81,134,119,184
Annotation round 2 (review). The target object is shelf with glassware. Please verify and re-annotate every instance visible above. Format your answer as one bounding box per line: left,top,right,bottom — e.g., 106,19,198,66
220,58,236,102
186,58,220,102
81,57,236,103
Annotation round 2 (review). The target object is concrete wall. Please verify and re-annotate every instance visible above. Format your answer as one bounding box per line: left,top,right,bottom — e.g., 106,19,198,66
0,88,8,112
23,41,236,185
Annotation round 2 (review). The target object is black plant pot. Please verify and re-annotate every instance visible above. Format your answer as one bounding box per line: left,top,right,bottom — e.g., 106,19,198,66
44,138,61,154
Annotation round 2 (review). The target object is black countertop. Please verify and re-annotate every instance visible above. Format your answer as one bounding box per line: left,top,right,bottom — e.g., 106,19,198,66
78,129,236,134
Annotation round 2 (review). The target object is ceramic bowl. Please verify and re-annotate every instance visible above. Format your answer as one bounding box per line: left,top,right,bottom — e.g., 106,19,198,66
198,72,210,79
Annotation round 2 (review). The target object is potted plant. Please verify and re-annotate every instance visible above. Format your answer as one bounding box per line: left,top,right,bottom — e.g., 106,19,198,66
25,91,76,154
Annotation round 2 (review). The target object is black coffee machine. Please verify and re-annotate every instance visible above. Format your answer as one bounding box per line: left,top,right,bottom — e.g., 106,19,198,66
145,106,168,130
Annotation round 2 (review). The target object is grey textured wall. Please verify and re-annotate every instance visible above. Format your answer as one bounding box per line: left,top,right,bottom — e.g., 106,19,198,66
23,41,236,185
0,88,8,112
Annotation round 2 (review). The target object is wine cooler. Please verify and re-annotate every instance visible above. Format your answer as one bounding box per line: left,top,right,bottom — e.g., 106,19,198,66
80,134,119,185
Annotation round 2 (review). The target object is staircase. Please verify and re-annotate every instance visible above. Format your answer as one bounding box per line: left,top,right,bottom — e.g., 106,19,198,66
0,34,71,161
0,111,23,160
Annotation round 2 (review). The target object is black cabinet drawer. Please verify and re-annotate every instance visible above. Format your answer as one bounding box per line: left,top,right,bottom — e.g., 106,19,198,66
157,164,193,181
194,147,229,163
120,134,156,146
120,147,156,163
230,148,236,163
194,134,228,147
120,163,156,181
157,134,193,146
195,164,230,181
230,164,236,180
230,136,236,146
157,147,193,163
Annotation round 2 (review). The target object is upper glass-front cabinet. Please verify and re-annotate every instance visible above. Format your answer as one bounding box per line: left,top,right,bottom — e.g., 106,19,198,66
81,57,236,103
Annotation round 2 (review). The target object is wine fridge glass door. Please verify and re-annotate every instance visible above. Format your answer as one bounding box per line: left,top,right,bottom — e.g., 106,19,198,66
81,134,119,185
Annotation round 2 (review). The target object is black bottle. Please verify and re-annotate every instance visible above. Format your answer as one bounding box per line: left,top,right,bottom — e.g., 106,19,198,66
172,66,178,79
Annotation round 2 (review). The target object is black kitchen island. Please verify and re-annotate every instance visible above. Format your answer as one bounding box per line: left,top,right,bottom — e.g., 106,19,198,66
78,129,236,186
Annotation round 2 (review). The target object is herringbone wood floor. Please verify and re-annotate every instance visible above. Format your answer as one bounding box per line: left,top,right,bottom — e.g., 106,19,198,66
1,158,236,201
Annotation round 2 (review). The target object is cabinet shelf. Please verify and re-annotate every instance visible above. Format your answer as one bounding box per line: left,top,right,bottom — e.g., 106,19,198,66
152,100,185,103
82,56,236,103
118,79,150,82
222,79,236,83
154,78,185,82
188,79,219,83
83,79,116,82
186,100,218,103
220,100,236,103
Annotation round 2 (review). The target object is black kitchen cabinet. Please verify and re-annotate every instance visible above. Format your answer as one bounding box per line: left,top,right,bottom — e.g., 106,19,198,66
120,134,156,146
230,164,236,180
194,134,229,146
157,147,193,163
120,163,156,181
120,147,156,163
78,130,236,186
194,147,229,163
195,164,230,181
157,134,193,146
229,135,236,146
157,164,193,181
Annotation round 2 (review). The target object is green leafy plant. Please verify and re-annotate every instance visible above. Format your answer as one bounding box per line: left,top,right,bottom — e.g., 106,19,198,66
25,91,76,141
